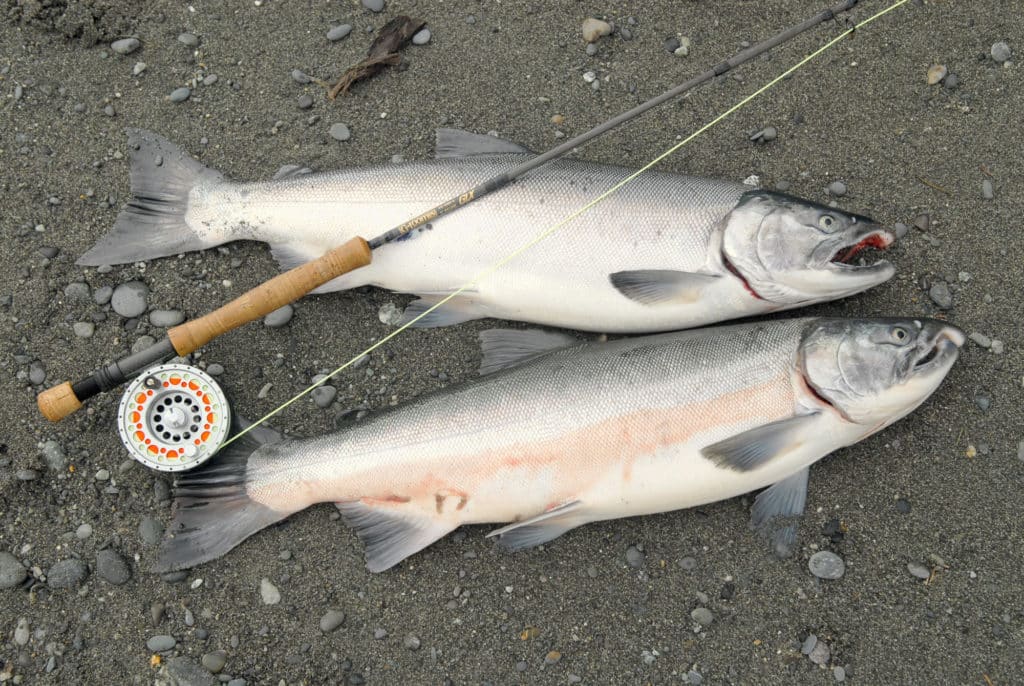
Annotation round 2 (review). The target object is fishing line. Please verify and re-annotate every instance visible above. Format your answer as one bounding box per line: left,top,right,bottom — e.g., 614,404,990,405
224,0,911,448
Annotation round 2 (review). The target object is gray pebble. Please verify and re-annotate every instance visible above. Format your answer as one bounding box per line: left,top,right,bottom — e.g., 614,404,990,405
227,680,246,686
39,246,59,258
690,607,714,626
206,363,225,376
412,28,431,45
827,180,847,196
893,222,909,239
801,634,818,655
991,339,1005,354
685,670,703,685
585,42,598,56
320,609,346,633
260,577,281,604
312,385,337,408
111,38,140,55
15,468,39,481
264,304,294,327
151,602,165,626
0,552,27,589
403,634,421,650
178,32,199,47
150,309,185,327
162,658,216,686
47,558,89,589
362,0,385,12
29,362,47,385
73,322,95,338
982,179,994,199
111,281,149,318
808,551,846,580
95,468,110,481
64,281,92,302
975,395,990,412
297,94,314,109
896,498,912,514
991,41,1012,63
201,650,227,673
169,87,191,103
373,628,388,639
41,440,66,470
750,126,777,143
139,516,164,546
202,74,218,86
625,545,644,568
664,37,680,53
329,123,352,141
679,556,697,571
834,665,847,682
104,104,116,117
133,62,147,76
907,562,931,579
96,549,131,585
14,617,29,646
76,523,93,540
327,24,352,41
147,634,177,652
94,286,113,305
291,69,311,84
928,282,953,309
808,640,831,665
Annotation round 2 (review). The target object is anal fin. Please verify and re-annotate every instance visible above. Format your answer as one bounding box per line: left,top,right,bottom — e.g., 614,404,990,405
335,501,455,573
269,243,321,272
478,329,579,375
397,295,485,328
487,500,586,551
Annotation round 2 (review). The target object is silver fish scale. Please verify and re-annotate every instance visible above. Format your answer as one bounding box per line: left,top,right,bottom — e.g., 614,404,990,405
253,319,810,485
232,154,747,262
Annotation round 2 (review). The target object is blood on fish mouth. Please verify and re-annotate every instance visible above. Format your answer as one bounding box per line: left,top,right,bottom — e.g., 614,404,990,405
831,231,893,265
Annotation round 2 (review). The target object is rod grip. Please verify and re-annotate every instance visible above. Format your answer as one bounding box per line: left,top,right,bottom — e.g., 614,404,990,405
167,237,372,355
37,382,84,422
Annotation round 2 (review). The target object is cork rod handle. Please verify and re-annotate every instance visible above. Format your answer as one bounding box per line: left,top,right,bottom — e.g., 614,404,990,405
168,237,372,355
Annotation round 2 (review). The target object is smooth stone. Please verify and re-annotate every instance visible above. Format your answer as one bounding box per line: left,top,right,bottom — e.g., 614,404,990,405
260,578,281,605
312,386,337,408
133,62,147,75
150,309,185,327
0,552,27,589
178,32,199,47
14,617,30,645
111,281,149,318
42,440,65,469
297,94,313,109
327,24,352,41
202,74,218,86
801,634,818,655
94,286,113,305
96,549,131,585
982,179,994,199
362,0,385,12
64,282,91,302
76,523,93,539
834,665,847,682
139,516,164,546
991,41,1012,63
147,634,177,652
690,607,714,626
47,559,89,589
201,650,227,673
169,87,191,103
291,69,311,84
162,658,216,686
329,123,351,141
403,634,421,650
582,18,612,43
929,282,953,309
319,609,346,633
111,38,140,54
206,363,225,376
808,551,846,580
263,304,294,327
73,322,95,338
412,27,431,45
827,180,847,196
907,562,931,579
625,546,644,568
29,363,46,385
808,640,831,665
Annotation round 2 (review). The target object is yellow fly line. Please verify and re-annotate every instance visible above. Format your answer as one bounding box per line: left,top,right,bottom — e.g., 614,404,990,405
225,0,911,447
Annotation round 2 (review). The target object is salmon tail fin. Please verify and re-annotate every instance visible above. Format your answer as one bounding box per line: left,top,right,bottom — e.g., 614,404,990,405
76,129,228,266
154,420,292,573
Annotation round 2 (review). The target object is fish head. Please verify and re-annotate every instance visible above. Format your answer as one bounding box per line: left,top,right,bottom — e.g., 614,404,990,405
798,318,964,427
721,191,896,305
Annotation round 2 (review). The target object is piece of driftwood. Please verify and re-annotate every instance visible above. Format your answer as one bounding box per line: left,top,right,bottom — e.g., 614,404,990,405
329,15,426,99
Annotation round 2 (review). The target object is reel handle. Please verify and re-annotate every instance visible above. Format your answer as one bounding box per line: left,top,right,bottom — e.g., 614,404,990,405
168,236,371,355
37,236,372,422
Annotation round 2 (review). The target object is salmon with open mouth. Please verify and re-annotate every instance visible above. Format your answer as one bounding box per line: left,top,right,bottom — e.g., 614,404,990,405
78,129,896,333
156,316,962,573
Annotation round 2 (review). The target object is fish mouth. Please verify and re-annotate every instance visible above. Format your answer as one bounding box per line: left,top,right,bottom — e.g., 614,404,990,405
913,324,965,371
826,227,896,273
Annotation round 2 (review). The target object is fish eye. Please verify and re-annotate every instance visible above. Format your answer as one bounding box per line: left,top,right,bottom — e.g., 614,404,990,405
891,326,909,343
818,214,837,231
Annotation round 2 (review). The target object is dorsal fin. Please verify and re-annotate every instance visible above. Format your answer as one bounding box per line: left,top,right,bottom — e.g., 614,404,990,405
271,164,314,180
435,128,532,158
478,329,579,375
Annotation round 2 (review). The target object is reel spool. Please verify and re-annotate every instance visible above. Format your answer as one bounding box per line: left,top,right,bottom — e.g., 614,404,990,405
117,363,230,472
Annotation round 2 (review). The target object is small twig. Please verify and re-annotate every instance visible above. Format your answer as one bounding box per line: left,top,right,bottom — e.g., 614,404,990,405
983,674,994,686
979,164,994,178
917,176,951,195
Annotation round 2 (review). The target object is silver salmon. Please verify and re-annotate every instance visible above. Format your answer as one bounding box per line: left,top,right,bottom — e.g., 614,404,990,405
78,129,896,334
156,317,962,573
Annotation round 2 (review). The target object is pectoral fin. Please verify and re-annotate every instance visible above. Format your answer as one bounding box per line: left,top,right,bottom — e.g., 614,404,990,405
335,501,456,573
478,329,579,375
609,269,720,305
271,164,314,180
750,467,810,558
701,413,821,472
487,500,586,551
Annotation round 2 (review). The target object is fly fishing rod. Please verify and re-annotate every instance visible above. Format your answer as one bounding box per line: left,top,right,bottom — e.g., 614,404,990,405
38,0,861,432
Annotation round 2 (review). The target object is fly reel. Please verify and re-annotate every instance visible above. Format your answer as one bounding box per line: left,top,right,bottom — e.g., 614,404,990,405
117,363,230,472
